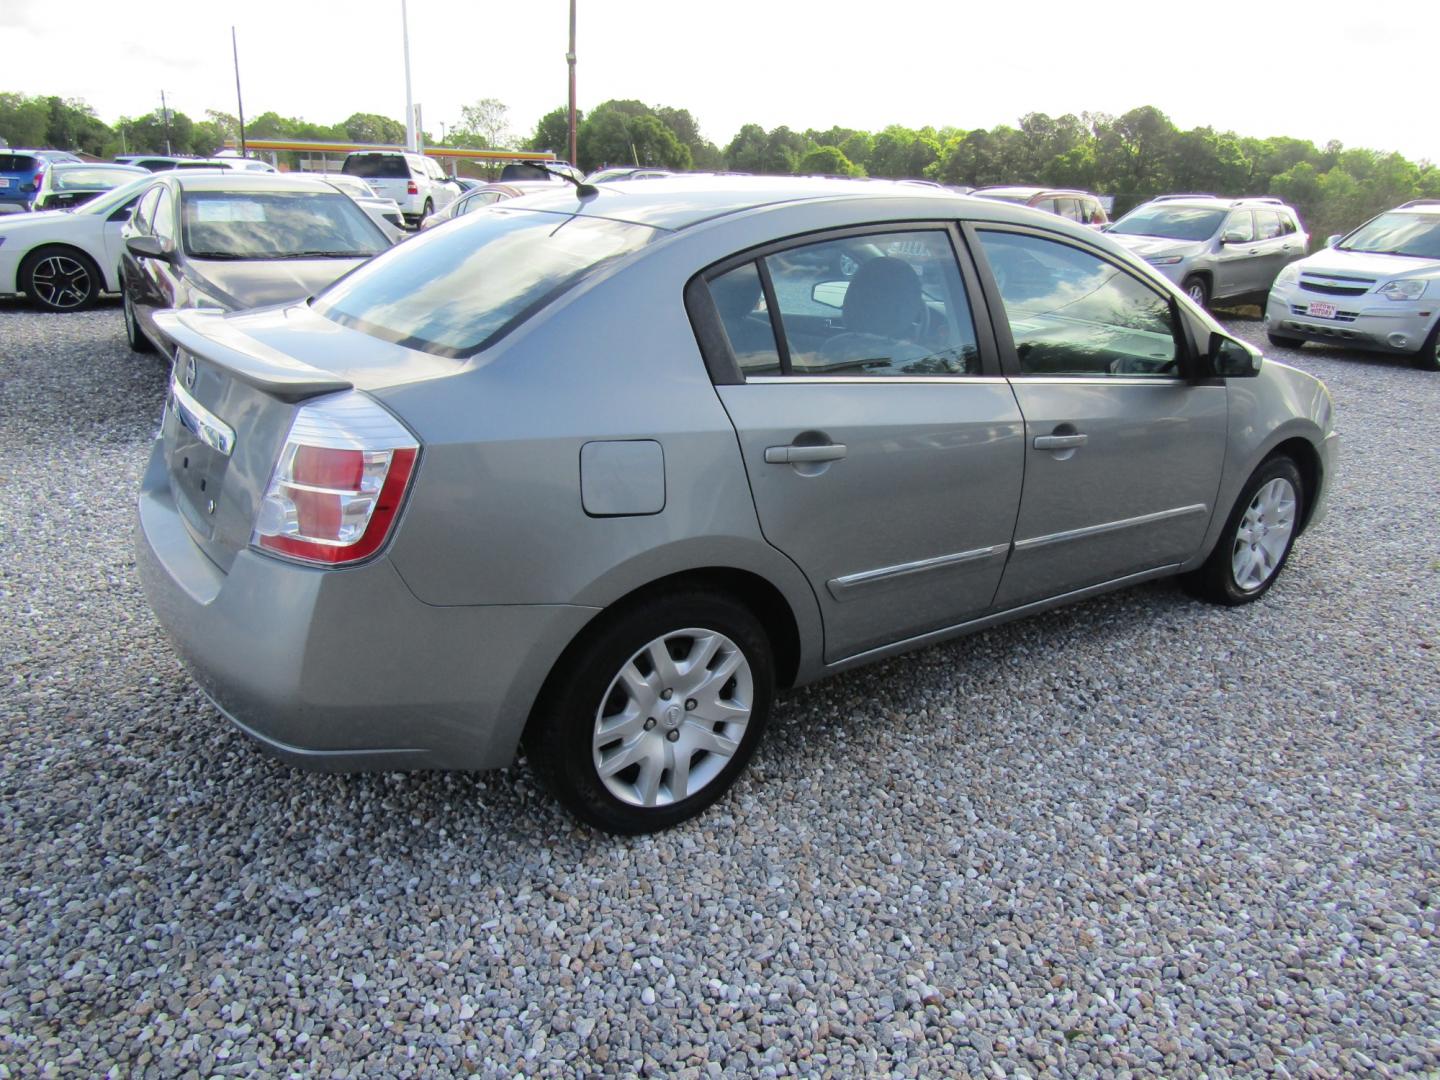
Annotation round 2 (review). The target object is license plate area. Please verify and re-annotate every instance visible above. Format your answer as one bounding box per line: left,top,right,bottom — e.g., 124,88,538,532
1307,300,1337,319
164,405,232,541
0,178,11,188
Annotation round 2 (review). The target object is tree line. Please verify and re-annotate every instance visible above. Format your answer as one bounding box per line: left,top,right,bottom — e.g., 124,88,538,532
5,92,1437,242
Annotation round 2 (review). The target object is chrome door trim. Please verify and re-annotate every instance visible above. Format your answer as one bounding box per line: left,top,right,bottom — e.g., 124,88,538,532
1013,503,1207,553
741,375,1012,386
168,376,235,457
826,543,1010,601
1013,376,1187,387
826,564,1182,672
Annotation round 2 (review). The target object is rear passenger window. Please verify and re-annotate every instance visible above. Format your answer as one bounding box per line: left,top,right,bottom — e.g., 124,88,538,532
977,230,1179,377
1256,210,1283,240
710,262,781,374
1055,198,1085,223
766,230,979,376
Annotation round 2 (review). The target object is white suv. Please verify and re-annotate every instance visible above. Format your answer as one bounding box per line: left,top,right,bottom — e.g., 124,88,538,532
1266,199,1440,371
341,150,460,227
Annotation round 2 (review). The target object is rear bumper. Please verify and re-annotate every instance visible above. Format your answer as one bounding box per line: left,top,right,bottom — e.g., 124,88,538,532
1266,289,1438,353
135,438,598,771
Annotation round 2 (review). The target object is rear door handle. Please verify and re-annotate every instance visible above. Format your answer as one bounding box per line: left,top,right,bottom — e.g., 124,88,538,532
764,443,848,464
1033,433,1088,451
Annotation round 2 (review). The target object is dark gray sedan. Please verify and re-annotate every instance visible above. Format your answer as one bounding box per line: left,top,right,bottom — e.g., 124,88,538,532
136,178,1338,833
119,171,391,356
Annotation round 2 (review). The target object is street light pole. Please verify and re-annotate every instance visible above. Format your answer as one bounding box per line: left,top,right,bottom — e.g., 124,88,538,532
567,0,577,165
232,26,248,158
401,0,416,152
160,90,172,155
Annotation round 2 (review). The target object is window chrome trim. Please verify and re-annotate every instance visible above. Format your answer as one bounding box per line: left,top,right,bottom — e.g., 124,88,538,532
827,543,1010,601
1013,503,1207,553
741,375,1011,386
1014,375,1187,386
168,375,235,457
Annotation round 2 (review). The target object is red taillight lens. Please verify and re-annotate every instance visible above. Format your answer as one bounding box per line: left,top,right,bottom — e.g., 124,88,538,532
253,393,419,566
406,180,419,195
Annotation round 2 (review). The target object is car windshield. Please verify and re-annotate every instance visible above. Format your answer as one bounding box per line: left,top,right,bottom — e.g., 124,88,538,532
52,167,141,191
1338,212,1440,258
1110,206,1227,242
181,190,389,259
315,208,658,357
343,154,410,179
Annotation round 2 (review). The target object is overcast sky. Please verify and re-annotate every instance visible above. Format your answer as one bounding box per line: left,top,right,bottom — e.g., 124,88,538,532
5,0,1434,163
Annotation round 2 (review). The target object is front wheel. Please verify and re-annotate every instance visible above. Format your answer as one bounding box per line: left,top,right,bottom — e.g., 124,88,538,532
1415,322,1440,372
1267,331,1303,350
123,289,154,353
1182,275,1210,309
526,591,775,834
1187,456,1304,606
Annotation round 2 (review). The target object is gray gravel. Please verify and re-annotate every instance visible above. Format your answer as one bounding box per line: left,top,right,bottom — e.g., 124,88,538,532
1,297,1437,1078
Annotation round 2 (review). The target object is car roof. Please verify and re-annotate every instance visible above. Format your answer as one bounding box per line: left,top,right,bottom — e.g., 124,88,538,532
161,172,349,194
1143,196,1291,210
497,174,973,231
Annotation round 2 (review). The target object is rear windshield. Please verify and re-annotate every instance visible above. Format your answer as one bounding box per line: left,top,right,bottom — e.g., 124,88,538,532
1111,206,1226,242
1338,212,1440,259
315,208,657,357
0,155,39,172
343,154,411,179
53,167,139,191
181,190,389,259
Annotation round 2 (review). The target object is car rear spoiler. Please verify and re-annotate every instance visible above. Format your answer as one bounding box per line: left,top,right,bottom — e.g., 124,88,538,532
153,309,353,402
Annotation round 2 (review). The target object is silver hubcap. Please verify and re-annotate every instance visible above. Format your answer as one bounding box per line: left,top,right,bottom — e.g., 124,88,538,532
592,628,753,808
1231,477,1297,591
32,255,91,309
1187,283,1205,304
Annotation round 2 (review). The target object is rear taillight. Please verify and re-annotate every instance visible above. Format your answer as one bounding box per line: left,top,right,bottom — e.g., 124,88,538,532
253,392,418,566
406,180,419,195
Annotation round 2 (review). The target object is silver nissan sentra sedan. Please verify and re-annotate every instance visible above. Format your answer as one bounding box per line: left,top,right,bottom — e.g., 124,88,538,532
136,176,1338,833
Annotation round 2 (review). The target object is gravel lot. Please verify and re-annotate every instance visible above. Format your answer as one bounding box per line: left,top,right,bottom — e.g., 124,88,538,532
1,296,1437,1078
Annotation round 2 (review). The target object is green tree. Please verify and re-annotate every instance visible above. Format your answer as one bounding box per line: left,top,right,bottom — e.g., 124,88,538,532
657,106,721,170
527,105,577,155
0,92,48,147
724,123,770,172
578,102,690,171
797,145,863,177
454,98,511,149
342,112,405,145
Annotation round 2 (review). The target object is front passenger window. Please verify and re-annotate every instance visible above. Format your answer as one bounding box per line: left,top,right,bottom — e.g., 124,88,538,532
977,230,1179,377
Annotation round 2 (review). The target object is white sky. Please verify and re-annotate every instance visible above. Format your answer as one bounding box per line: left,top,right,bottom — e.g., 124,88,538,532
4,0,1434,164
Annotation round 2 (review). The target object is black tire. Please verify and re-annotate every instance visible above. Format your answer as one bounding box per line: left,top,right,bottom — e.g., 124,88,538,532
1415,322,1440,372
526,590,775,834
420,198,433,224
123,289,154,353
1181,275,1210,309
1186,455,1304,606
20,246,101,312
1267,331,1303,350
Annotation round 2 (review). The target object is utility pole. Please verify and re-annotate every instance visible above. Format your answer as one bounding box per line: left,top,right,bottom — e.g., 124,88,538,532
232,26,248,158
567,0,577,165
401,0,416,152
160,90,172,155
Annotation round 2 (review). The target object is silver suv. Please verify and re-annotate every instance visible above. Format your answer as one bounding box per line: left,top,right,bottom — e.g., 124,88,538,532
1108,195,1308,308
1265,199,1440,371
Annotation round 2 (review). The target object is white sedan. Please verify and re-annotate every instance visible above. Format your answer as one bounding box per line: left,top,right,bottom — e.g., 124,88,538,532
0,174,151,311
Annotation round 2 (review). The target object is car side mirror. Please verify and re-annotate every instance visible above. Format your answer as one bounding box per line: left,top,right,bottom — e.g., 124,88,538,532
1219,230,1248,245
126,235,175,262
1325,234,1342,248
811,281,849,309
1210,332,1260,377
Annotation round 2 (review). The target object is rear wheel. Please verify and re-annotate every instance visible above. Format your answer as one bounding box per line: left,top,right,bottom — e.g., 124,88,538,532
1187,455,1303,606
420,198,433,225
1182,275,1210,309
20,246,100,312
123,289,154,353
526,590,775,834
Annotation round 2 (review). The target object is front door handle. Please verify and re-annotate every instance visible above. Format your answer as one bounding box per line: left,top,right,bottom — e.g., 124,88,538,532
1033,433,1088,451
765,443,848,464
